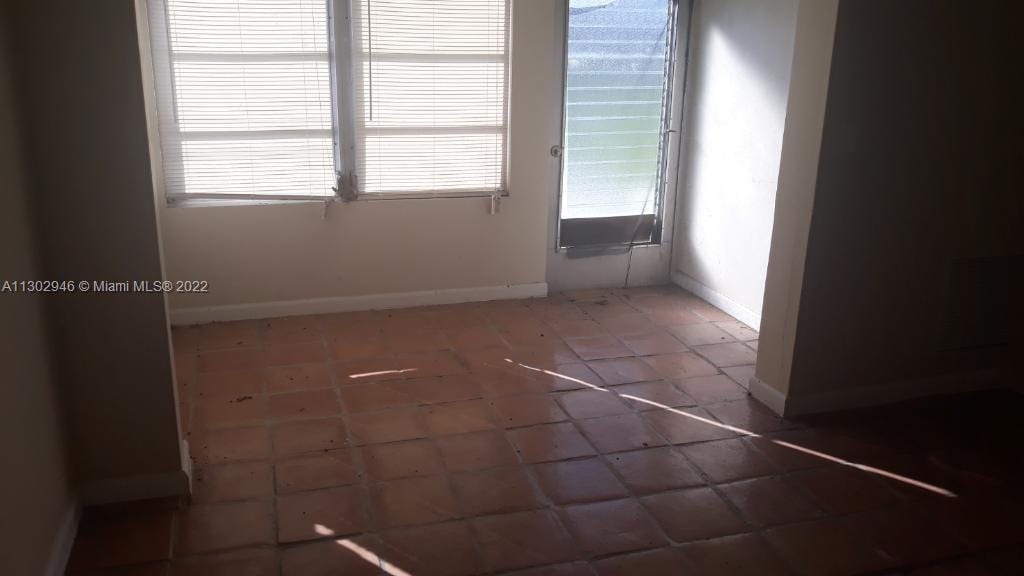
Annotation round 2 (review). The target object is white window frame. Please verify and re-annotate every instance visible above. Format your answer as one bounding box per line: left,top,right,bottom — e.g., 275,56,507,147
151,0,512,206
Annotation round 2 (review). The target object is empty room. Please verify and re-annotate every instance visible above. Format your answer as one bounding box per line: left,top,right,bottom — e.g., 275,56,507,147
1,0,1021,575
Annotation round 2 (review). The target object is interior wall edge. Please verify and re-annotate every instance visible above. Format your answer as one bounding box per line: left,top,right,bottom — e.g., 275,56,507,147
79,469,192,507
42,499,80,576
748,376,787,416
767,368,1004,418
169,282,549,325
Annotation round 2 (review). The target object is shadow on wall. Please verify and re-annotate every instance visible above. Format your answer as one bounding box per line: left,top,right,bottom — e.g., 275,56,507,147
674,0,800,324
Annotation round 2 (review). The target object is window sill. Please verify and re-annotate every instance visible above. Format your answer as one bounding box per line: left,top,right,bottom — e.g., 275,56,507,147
167,191,509,208
167,197,331,209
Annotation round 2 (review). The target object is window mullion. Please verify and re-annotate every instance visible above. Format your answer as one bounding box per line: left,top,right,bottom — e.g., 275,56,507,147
330,0,359,199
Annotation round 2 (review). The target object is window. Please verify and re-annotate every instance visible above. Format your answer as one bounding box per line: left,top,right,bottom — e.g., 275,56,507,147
147,0,509,202
558,0,678,248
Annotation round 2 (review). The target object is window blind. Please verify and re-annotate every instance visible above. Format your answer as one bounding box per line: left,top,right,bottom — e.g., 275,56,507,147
149,0,336,199
562,0,674,219
350,0,509,196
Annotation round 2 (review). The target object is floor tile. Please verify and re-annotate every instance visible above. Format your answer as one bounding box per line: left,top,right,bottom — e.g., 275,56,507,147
268,389,341,421
271,418,348,457
280,536,383,576
175,500,274,555
369,476,460,528
719,476,822,527
192,461,273,504
334,356,412,383
196,368,264,399
668,323,734,347
841,504,966,565
618,331,688,356
506,423,596,464
763,518,896,576
194,426,271,464
532,458,628,504
714,320,759,341
265,341,328,366
198,348,263,373
346,408,426,445
329,334,388,363
596,314,660,336
195,394,269,430
170,547,278,576
443,325,506,350
705,397,796,433
276,486,368,543
384,328,450,355
339,381,415,413
423,399,500,436
546,318,608,339
531,363,604,392
435,430,520,472
676,374,750,404
610,381,695,411
641,407,738,445
640,488,747,542
378,521,482,576
395,351,470,378
452,467,544,516
564,336,632,361
199,322,261,351
606,447,705,494
475,367,553,397
361,439,443,480
722,364,756,388
505,562,596,576
394,374,483,404
261,315,322,345
678,533,790,576
562,498,667,556
680,438,778,482
586,357,663,386
692,342,757,368
789,465,902,515
641,352,719,379
746,434,831,472
472,510,578,572
591,547,695,576
576,413,667,453
275,451,358,494
68,505,175,571
490,394,569,427
557,389,632,419
266,363,333,393
647,308,705,327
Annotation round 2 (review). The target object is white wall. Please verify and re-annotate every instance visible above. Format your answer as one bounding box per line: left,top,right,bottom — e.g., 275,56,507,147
0,12,74,574
155,0,564,319
759,0,1022,415
672,0,799,326
11,0,187,503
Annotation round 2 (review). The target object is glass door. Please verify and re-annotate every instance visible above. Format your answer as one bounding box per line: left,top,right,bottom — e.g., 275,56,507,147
558,0,679,249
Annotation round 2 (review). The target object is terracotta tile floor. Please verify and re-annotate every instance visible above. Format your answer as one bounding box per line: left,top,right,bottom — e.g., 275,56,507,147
68,286,1024,575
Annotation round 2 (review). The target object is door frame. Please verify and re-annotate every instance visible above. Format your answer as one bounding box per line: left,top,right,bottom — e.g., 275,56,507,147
546,0,692,290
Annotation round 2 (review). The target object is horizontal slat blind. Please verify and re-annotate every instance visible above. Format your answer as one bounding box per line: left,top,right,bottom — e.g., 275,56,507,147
149,0,335,198
562,0,673,218
351,0,509,195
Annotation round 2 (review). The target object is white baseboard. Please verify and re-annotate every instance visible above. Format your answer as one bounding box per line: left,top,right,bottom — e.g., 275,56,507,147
170,282,549,325
670,271,761,328
749,376,788,416
44,499,80,576
750,369,1002,417
80,469,191,506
